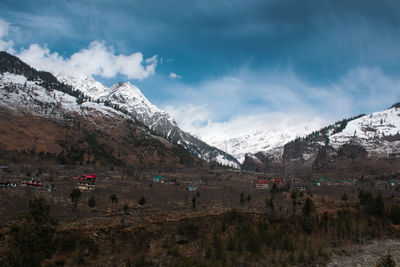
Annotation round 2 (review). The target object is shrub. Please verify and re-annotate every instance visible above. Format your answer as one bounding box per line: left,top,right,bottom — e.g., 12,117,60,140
139,197,146,206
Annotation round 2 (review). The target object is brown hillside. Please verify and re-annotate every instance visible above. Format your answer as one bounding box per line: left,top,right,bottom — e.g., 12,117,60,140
0,107,204,170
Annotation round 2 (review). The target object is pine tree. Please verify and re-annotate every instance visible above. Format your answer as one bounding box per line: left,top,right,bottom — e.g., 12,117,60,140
110,194,118,212
374,192,385,217
302,198,315,217
70,188,81,208
192,196,196,210
88,196,96,208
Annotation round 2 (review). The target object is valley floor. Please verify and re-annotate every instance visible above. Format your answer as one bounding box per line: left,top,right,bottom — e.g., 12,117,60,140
0,164,400,266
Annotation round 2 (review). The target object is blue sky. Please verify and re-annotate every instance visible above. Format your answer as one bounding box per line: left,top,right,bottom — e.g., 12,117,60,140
1,0,400,140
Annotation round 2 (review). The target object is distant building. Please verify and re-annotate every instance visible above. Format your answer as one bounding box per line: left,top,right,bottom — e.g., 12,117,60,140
256,180,269,189
187,186,198,192
294,185,306,191
0,166,9,173
77,174,97,191
1,182,18,188
24,177,42,187
152,176,164,183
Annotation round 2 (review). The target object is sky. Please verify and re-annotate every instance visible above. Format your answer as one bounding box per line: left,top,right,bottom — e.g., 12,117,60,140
1,0,400,142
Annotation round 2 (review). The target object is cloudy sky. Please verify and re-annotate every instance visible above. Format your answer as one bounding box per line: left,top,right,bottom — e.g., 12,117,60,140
1,0,400,141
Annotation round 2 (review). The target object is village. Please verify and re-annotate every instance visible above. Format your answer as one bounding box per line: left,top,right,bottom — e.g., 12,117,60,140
1,163,399,224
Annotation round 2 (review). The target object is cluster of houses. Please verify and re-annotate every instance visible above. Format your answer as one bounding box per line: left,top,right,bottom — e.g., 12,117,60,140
23,177,55,192
1,177,55,192
77,174,97,191
1,182,19,189
152,175,177,185
152,175,200,191
255,177,287,190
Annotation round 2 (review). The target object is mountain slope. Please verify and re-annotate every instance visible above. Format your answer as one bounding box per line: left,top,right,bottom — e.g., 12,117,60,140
243,105,400,177
57,75,241,168
0,51,204,169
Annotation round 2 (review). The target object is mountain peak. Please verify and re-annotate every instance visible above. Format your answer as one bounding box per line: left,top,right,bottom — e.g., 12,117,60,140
109,81,142,97
57,74,108,98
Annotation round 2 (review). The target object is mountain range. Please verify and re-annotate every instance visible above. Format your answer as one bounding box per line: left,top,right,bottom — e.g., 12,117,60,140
243,105,400,177
1,50,400,177
0,51,240,169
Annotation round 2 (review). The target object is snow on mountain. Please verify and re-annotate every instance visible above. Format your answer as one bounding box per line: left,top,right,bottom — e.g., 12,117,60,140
58,75,176,127
57,74,108,98
56,74,241,168
329,105,400,158
0,72,127,120
205,126,317,163
221,104,400,166
242,103,400,175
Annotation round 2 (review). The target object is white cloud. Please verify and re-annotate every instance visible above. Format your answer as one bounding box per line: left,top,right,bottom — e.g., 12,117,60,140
165,103,210,133
162,66,400,148
0,18,15,53
17,41,157,80
166,104,326,143
0,18,157,80
169,72,182,79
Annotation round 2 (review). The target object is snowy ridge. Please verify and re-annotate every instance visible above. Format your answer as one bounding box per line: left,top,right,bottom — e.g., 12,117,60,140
206,127,316,163
0,72,127,120
242,104,400,174
329,106,400,158
57,74,108,98
58,75,177,129
56,75,240,168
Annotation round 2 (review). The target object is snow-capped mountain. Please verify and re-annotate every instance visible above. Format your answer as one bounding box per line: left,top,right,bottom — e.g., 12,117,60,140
243,104,400,176
205,127,316,163
328,105,400,157
0,51,212,169
57,74,241,168
0,72,127,120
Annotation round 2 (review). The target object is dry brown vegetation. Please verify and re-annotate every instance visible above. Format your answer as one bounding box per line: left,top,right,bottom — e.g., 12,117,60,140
0,108,204,170
0,163,400,266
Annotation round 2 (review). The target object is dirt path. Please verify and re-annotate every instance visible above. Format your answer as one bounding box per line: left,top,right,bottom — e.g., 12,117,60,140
328,240,400,267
